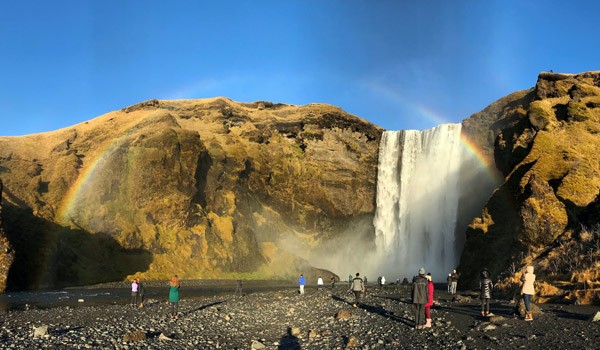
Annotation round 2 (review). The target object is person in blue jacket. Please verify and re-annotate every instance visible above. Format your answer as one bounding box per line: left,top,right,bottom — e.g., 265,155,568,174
298,274,306,295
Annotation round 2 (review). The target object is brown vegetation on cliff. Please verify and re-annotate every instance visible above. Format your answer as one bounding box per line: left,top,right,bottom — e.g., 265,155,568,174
459,71,600,304
0,98,382,289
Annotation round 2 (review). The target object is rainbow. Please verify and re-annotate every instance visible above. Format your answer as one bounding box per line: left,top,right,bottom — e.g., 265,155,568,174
367,79,503,182
57,97,502,226
57,138,124,226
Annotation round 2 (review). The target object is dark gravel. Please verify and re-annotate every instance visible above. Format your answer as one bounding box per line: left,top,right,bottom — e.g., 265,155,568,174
0,283,598,349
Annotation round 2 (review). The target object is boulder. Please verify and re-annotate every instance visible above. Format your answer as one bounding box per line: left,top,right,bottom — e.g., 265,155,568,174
515,299,543,318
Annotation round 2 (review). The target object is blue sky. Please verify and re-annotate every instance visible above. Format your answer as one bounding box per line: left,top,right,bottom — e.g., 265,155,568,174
1,1,599,136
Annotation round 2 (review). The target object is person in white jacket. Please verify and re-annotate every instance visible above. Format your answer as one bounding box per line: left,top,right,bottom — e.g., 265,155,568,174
521,266,536,321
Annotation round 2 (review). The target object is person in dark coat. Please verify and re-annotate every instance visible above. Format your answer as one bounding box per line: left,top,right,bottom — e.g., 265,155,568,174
479,269,494,317
411,267,428,329
136,278,145,307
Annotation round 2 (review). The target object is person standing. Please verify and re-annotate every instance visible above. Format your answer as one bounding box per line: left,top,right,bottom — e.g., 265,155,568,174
348,274,352,287
168,275,180,319
450,270,459,295
424,273,434,328
480,269,494,317
377,276,382,290
349,273,365,307
234,279,243,297
298,274,306,295
131,279,139,307
330,276,336,290
136,278,145,308
412,268,428,329
521,266,536,321
317,276,324,290
381,276,386,288
447,273,452,293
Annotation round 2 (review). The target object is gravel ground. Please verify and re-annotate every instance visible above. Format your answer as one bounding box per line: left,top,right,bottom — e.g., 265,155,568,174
0,284,598,349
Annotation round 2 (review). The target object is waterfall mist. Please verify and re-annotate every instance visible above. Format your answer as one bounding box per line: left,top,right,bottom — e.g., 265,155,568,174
373,124,469,282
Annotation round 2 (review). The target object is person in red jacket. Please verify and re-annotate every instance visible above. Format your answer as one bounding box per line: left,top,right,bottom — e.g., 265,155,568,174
424,273,434,328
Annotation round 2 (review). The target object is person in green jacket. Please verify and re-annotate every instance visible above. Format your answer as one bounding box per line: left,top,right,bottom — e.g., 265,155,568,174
168,275,180,319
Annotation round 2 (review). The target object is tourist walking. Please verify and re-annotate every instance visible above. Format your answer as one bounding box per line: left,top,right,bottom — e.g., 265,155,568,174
412,267,428,329
168,275,180,319
521,266,536,321
480,269,494,317
424,273,434,328
349,273,365,307
381,275,386,288
298,274,306,295
131,279,139,307
450,270,459,294
136,278,145,308
330,276,336,289
377,276,382,289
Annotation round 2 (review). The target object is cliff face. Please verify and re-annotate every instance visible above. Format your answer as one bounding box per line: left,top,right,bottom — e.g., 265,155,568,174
0,98,382,289
459,72,600,304
0,180,15,292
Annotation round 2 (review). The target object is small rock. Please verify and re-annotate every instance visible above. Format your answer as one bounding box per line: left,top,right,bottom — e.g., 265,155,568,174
290,327,301,336
489,315,505,324
158,333,172,341
308,329,318,339
33,326,48,338
483,324,497,331
590,311,600,322
346,335,359,348
335,310,352,320
251,340,266,349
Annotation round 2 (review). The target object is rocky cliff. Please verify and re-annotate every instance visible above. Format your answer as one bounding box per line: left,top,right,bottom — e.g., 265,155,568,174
0,98,382,289
458,72,600,304
0,180,15,291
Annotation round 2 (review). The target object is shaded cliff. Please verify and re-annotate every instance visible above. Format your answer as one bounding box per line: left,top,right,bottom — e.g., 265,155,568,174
0,98,382,289
0,180,15,292
458,72,600,304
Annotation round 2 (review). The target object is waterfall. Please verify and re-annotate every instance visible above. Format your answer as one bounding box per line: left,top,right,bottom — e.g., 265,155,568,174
373,123,465,281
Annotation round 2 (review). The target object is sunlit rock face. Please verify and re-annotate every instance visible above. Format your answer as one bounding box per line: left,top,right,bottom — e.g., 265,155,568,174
458,72,600,304
0,98,382,289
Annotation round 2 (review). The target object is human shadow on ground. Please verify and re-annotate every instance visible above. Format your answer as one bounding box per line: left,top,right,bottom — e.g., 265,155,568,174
51,326,85,337
181,300,225,317
434,300,515,320
546,308,591,321
374,294,412,305
278,327,301,350
331,294,413,327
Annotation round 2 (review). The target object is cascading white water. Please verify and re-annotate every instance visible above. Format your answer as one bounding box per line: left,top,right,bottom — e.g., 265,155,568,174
373,123,465,281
